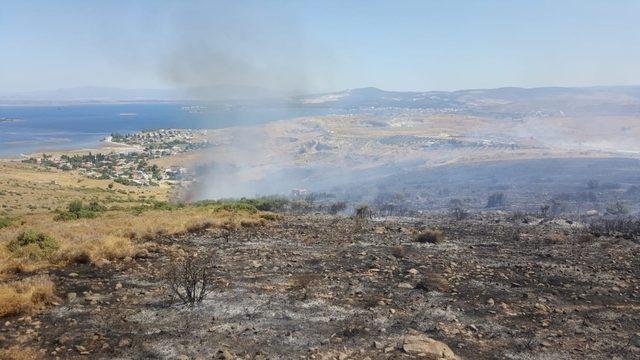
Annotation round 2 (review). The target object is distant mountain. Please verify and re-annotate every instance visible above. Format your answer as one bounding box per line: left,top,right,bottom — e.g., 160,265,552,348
4,85,640,116
295,85,640,116
0,85,281,104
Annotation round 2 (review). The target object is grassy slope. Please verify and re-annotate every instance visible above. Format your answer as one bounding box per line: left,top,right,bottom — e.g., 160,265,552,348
0,160,268,319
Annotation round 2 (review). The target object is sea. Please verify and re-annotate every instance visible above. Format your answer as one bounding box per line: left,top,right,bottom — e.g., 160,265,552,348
0,103,334,158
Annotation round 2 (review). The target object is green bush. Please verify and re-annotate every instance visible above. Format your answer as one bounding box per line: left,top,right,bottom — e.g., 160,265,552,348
0,217,11,229
221,202,258,213
54,200,104,221
247,196,289,212
8,230,59,259
68,199,84,213
195,197,288,214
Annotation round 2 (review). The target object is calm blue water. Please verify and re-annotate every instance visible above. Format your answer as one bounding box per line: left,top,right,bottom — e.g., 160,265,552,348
0,103,333,157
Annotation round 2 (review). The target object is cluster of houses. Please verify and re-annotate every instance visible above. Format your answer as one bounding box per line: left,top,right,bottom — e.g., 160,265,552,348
27,152,189,187
23,129,208,187
109,128,209,148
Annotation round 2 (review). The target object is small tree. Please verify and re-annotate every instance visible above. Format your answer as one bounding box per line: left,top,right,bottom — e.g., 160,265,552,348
166,254,213,306
355,205,372,219
606,201,630,216
486,192,506,208
328,201,347,215
448,199,468,220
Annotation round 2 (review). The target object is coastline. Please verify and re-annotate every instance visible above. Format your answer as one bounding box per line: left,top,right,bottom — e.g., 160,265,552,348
0,137,145,162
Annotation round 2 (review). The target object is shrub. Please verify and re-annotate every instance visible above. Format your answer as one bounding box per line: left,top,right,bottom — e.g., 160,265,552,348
589,217,640,238
0,276,57,317
249,196,288,212
415,229,444,244
0,217,11,229
328,201,347,215
186,221,214,233
449,199,468,220
288,200,312,214
68,199,84,213
259,212,281,221
605,201,630,216
166,254,213,306
486,192,506,208
355,205,372,219
55,200,105,221
8,230,59,259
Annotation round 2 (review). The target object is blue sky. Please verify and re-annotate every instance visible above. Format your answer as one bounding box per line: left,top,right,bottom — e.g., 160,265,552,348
1,0,639,93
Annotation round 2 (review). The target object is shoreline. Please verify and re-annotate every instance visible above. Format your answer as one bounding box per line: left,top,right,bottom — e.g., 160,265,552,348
0,138,145,161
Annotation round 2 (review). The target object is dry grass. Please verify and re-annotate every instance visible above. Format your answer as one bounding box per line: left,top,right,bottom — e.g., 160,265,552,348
0,346,43,360
0,275,57,317
0,161,167,216
0,207,261,276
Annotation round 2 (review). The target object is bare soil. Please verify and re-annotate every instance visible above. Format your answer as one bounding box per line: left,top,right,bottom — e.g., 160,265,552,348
2,214,640,359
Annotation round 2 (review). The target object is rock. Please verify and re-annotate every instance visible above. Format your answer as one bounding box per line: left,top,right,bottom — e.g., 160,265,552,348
408,268,419,275
57,335,71,345
374,226,386,234
373,341,384,349
534,303,550,313
402,332,459,359
175,355,189,360
486,298,495,306
218,349,234,359
94,258,111,268
251,260,262,268
118,338,131,347
398,282,414,289
585,210,599,217
68,272,79,277
135,249,151,259
66,292,77,302
115,282,123,290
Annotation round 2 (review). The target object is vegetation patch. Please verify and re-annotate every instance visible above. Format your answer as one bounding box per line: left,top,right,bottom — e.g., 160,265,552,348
415,229,444,244
7,230,59,260
0,275,57,317
0,217,11,229
54,199,106,221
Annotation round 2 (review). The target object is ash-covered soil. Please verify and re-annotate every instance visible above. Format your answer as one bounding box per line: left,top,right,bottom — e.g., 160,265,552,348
3,214,640,359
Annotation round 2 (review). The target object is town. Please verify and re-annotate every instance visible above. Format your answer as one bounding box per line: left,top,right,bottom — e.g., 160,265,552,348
23,129,212,187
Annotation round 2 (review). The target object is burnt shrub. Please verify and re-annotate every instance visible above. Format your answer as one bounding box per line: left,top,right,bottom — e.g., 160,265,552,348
586,179,599,189
166,254,213,306
354,205,372,219
328,201,347,215
185,221,214,233
605,201,630,216
486,192,506,208
589,217,640,239
448,199,468,220
414,229,444,244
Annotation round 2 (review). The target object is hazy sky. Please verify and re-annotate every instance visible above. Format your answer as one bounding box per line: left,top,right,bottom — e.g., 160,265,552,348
1,0,639,93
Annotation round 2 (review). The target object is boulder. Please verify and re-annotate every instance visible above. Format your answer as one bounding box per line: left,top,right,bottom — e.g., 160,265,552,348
402,332,460,359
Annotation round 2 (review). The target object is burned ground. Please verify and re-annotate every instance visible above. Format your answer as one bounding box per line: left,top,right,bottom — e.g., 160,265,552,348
2,214,639,359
